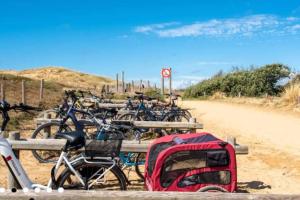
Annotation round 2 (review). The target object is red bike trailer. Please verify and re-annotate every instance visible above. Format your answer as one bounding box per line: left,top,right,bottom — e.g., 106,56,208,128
144,133,237,192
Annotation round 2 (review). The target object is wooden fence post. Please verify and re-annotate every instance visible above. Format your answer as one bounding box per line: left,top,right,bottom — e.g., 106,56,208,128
139,80,142,91
0,82,5,101
7,131,21,189
106,85,110,94
116,73,119,93
189,118,197,133
21,80,26,104
42,113,51,138
122,71,125,94
227,136,236,146
39,79,44,101
238,92,241,98
147,80,150,89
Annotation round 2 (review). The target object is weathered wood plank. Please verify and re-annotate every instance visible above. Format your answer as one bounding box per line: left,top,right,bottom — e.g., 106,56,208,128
0,191,298,200
35,119,204,129
8,139,149,153
97,103,126,108
7,138,248,154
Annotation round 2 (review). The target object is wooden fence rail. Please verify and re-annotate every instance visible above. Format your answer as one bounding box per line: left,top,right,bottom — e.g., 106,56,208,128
35,118,204,130
7,136,248,154
0,190,298,200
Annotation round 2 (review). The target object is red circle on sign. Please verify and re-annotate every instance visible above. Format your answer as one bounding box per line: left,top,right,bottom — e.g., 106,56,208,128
161,68,171,78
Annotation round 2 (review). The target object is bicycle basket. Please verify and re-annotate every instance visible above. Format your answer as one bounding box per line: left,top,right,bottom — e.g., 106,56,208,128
85,139,122,158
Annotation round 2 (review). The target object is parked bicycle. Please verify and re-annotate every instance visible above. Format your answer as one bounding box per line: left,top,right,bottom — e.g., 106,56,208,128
0,100,127,190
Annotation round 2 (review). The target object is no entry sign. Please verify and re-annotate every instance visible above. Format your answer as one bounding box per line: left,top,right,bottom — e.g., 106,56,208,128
161,68,171,78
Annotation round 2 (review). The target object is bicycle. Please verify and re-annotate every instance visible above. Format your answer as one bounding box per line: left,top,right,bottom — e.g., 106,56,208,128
31,91,108,163
32,93,146,181
117,92,191,135
0,100,127,190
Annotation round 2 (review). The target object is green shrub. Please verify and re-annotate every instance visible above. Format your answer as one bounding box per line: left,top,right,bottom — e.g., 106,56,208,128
184,64,290,98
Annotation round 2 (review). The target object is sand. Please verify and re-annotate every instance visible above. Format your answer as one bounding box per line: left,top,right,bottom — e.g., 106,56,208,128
1,100,300,193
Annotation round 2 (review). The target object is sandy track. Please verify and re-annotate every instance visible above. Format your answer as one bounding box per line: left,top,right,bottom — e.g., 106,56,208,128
181,100,300,194
1,100,300,193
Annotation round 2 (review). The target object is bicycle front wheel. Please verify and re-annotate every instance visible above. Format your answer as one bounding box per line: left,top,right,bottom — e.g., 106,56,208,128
31,122,72,163
57,162,127,190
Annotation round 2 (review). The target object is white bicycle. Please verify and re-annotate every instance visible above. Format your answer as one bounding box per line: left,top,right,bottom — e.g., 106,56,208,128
0,101,127,191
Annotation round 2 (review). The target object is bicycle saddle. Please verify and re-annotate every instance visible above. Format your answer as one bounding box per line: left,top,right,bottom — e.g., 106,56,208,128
55,131,86,150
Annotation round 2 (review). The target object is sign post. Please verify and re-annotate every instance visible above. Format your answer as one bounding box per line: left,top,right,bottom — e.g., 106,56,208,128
161,68,172,96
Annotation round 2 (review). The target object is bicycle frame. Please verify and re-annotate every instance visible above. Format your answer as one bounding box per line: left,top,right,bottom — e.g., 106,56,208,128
0,133,46,189
1,133,114,190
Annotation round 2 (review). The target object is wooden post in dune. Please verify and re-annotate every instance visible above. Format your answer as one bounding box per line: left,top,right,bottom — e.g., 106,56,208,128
161,76,164,96
39,79,44,101
147,80,150,89
139,80,142,92
106,85,110,93
0,78,5,101
132,80,134,92
122,71,125,94
21,80,26,104
116,73,119,93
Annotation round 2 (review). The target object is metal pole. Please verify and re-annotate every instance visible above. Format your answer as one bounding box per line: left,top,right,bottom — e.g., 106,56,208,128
161,76,164,96
169,68,172,95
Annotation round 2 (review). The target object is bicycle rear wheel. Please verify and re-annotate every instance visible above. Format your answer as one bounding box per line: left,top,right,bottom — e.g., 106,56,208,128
162,112,190,134
135,153,146,181
57,161,127,190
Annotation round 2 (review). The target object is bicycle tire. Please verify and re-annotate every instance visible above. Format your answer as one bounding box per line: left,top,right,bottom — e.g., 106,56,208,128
162,112,191,134
116,113,146,140
198,185,228,192
31,122,72,163
57,161,127,190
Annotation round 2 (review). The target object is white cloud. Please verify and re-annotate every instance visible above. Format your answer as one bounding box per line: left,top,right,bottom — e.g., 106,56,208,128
134,15,300,38
173,75,207,89
134,22,179,34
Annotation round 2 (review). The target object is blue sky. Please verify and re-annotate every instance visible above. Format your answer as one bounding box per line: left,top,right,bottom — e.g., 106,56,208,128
1,0,300,88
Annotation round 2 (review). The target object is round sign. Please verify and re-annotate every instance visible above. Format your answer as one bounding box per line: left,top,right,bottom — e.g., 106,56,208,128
161,68,171,78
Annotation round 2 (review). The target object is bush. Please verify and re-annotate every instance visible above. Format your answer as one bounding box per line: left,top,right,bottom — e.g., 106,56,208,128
184,64,290,98
144,88,165,101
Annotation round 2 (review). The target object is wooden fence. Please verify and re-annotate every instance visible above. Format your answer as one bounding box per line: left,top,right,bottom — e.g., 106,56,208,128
0,78,45,102
6,131,248,189
35,118,203,131
7,133,248,154
1,190,299,200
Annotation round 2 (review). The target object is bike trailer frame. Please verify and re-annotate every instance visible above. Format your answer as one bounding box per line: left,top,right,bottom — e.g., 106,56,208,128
144,133,237,192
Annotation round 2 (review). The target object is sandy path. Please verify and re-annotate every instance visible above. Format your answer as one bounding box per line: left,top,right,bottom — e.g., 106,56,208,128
181,100,300,194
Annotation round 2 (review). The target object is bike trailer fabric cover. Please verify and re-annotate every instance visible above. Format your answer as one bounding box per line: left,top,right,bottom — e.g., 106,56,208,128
144,133,237,192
